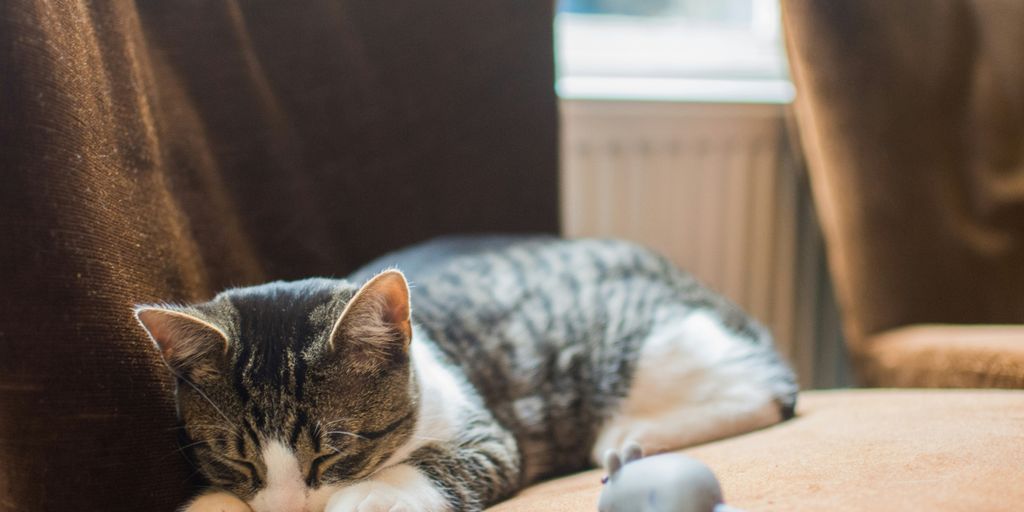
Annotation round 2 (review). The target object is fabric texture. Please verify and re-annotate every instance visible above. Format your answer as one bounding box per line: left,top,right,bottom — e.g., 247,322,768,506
783,0,1024,385
0,1,558,510
487,389,1024,512
863,325,1024,388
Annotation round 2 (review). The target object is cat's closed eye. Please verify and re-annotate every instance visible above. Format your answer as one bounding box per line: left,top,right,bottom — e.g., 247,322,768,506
203,454,261,491
306,452,342,486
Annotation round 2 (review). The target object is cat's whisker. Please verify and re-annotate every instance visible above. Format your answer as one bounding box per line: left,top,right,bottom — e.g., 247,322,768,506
323,442,361,459
180,466,205,486
165,423,230,434
158,437,223,464
186,424,237,436
169,370,239,430
326,430,367,440
322,417,355,429
410,435,447,442
164,424,229,437
177,437,219,452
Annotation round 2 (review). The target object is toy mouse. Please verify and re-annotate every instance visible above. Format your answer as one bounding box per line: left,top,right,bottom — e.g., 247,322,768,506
598,443,745,512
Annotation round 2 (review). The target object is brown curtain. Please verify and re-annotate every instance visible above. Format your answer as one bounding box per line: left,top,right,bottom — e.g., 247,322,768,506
784,0,1024,386
0,1,558,510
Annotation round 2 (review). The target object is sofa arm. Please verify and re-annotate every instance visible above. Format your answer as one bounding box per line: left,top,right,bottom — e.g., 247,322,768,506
859,325,1024,388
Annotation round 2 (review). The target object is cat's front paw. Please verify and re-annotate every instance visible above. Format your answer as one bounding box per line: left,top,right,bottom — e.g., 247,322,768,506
325,464,447,512
326,484,420,512
183,491,252,512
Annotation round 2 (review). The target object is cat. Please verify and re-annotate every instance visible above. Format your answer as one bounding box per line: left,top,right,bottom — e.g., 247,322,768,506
135,236,797,512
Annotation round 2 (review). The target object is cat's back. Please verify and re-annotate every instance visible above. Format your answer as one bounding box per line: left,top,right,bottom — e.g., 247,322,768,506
353,236,762,407
354,236,761,357
355,236,689,349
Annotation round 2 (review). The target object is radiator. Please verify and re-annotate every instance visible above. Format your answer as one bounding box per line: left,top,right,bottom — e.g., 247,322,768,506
560,99,846,388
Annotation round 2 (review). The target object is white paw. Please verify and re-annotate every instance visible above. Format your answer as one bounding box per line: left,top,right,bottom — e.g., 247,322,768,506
325,464,447,512
183,491,252,512
326,483,420,512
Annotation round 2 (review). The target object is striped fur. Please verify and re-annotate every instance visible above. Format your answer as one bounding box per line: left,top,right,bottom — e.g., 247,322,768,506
138,237,797,512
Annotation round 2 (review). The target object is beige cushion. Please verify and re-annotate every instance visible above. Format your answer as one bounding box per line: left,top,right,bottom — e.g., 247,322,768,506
860,325,1024,387
487,389,1024,511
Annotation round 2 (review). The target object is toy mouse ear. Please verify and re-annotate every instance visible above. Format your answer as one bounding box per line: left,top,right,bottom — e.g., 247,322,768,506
623,442,643,463
604,450,622,475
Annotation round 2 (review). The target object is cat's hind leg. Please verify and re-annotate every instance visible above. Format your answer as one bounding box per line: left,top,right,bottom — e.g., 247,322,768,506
591,309,795,464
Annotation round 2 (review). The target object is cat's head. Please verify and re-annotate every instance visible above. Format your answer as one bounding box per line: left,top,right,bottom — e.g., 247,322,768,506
136,271,418,512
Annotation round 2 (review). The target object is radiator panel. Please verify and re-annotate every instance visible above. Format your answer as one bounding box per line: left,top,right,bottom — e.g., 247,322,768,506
560,100,834,387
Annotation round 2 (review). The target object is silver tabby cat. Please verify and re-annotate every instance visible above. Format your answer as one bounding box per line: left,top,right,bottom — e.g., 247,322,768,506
136,237,797,512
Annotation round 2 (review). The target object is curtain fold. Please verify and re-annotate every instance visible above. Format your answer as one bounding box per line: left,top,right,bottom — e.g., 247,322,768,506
784,0,1024,384
0,1,558,509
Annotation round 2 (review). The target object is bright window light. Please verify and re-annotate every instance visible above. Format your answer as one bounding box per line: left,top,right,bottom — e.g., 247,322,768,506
556,0,794,103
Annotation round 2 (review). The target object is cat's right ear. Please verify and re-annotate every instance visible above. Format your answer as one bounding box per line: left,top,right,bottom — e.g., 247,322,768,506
134,306,229,373
327,270,412,371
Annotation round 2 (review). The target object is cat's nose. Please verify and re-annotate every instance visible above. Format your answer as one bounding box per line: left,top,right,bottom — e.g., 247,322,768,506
248,488,306,512
251,440,309,512
250,500,304,512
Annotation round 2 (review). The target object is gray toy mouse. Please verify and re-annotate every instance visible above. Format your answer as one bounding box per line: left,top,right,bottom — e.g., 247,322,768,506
598,443,746,512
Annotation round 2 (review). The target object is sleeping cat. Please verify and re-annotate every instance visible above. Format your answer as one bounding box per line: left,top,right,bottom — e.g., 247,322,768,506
136,237,797,512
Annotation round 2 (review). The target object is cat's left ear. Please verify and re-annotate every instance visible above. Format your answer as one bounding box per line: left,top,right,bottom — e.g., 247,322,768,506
329,270,412,369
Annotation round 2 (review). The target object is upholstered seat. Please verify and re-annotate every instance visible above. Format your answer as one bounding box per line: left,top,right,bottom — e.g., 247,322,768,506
862,326,1024,388
489,389,1024,512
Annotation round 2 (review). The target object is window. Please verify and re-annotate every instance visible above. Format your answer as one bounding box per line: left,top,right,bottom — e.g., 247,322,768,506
556,0,793,103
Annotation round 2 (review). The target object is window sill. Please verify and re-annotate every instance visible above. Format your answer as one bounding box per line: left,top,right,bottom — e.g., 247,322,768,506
556,13,793,105
556,76,794,104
